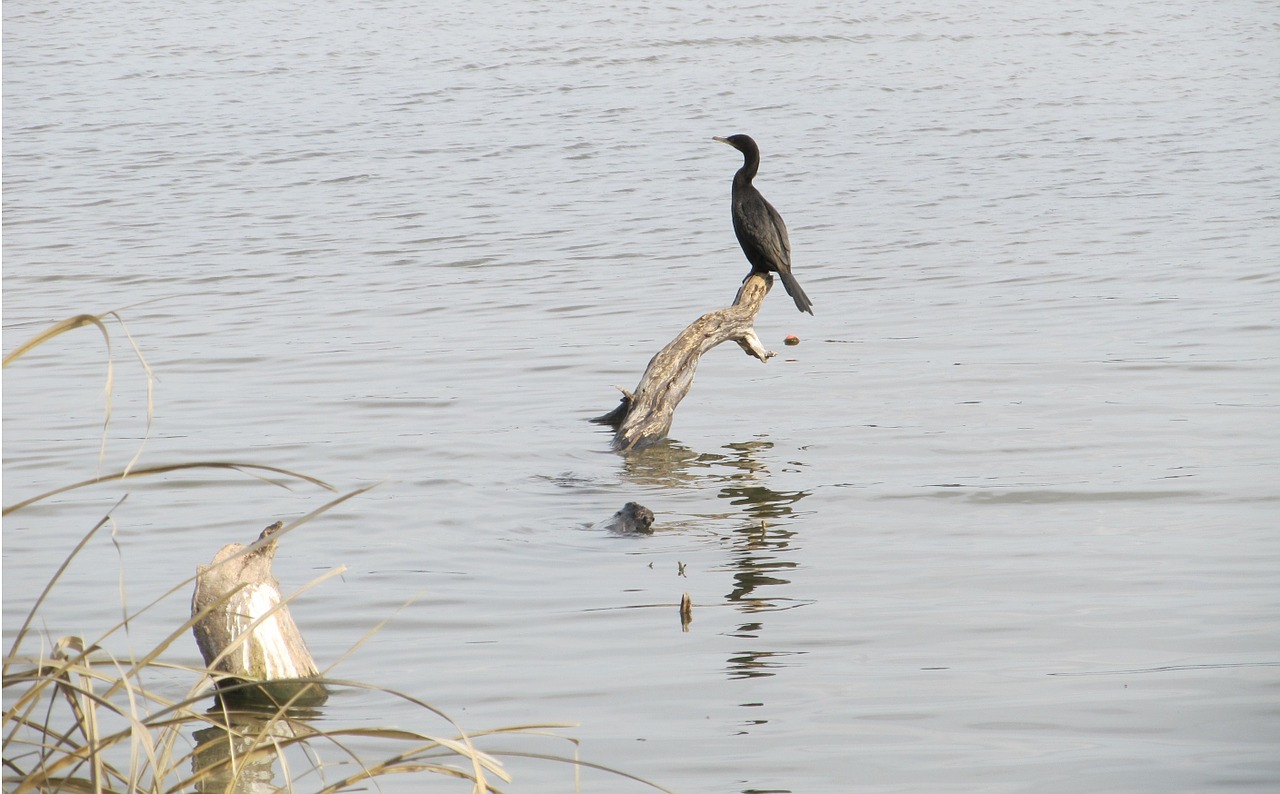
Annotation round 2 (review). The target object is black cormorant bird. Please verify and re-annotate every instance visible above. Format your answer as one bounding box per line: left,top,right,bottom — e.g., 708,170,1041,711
713,133,813,315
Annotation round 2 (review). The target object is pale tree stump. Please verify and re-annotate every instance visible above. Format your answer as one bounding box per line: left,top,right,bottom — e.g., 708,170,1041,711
191,521,327,707
595,272,777,452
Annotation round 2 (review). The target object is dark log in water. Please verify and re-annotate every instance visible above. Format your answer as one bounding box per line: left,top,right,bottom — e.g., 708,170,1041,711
191,521,328,707
595,272,776,451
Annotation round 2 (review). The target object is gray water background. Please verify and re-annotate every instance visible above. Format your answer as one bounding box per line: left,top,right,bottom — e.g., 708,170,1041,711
4,0,1278,791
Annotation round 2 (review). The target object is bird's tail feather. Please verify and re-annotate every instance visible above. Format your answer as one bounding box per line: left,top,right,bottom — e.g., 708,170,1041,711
779,270,814,315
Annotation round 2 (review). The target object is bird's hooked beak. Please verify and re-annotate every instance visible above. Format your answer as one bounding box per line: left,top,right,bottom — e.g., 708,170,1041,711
712,136,731,146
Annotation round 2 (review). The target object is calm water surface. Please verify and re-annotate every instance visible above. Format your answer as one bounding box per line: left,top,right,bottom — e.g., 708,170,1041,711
4,0,1278,791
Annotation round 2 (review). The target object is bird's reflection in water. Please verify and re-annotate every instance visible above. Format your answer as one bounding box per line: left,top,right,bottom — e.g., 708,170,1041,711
713,441,812,682
720,514,809,681
726,649,806,681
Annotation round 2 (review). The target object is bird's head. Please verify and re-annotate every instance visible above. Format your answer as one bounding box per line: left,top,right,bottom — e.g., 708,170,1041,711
712,134,759,158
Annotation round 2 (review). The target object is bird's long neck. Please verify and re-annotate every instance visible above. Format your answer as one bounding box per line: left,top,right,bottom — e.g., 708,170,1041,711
734,155,759,187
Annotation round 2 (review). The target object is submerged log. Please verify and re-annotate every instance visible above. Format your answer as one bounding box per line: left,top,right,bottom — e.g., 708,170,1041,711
191,521,327,707
595,272,777,452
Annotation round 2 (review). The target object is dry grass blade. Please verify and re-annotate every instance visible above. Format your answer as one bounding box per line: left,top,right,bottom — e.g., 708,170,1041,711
152,697,520,793
158,703,331,793
319,587,418,676
2,505,122,678
311,735,505,790
2,314,111,368
10,654,137,794
303,676,512,789
489,751,677,793
106,310,156,477
9,650,256,793
277,482,379,531
309,758,492,794
6,309,160,481
2,312,124,471
3,461,336,516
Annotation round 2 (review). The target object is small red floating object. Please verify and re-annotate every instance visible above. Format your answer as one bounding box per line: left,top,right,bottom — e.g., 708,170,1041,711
784,334,800,346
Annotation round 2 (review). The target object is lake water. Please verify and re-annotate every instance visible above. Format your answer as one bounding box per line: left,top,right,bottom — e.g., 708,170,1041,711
4,0,1278,791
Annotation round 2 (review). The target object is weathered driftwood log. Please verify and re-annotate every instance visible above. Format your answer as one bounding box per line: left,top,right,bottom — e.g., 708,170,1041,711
192,521,327,707
595,272,777,452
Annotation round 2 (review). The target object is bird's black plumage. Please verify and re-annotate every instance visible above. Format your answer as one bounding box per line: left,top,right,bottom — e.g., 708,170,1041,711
713,134,813,315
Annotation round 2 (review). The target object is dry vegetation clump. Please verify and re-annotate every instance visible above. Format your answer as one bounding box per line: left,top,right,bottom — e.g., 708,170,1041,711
3,311,670,793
